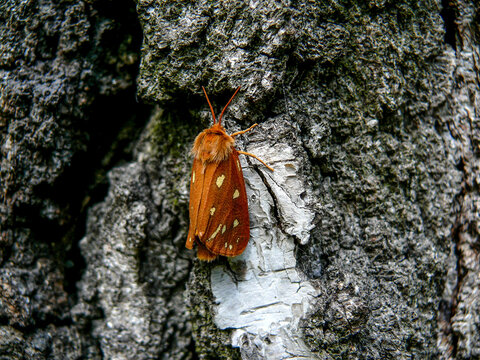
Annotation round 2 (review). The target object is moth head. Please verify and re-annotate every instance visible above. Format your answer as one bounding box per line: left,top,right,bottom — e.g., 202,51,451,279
192,123,234,163
192,86,240,163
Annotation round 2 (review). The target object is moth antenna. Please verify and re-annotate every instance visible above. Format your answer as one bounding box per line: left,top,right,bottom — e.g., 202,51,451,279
218,86,241,126
202,86,217,124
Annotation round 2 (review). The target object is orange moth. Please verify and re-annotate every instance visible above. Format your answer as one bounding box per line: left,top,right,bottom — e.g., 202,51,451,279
186,86,273,261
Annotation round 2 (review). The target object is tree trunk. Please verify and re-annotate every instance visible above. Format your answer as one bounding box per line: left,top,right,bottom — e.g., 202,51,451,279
1,0,479,359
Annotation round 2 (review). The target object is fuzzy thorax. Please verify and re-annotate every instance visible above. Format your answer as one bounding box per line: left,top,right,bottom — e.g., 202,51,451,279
192,123,234,163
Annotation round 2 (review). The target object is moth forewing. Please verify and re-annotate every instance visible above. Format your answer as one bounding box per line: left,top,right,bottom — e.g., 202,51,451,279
197,149,250,257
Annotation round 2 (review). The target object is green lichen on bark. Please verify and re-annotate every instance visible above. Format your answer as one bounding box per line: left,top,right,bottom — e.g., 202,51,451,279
138,105,201,213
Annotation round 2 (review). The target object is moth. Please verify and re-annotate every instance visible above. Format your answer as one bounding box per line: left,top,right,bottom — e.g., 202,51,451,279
186,86,273,261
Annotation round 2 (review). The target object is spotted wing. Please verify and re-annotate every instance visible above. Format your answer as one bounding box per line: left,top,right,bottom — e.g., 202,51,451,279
187,149,250,258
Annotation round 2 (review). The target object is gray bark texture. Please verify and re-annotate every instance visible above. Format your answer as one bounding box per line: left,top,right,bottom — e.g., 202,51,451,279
1,0,479,359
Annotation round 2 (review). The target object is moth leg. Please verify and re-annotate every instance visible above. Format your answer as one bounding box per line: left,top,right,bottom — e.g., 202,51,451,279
238,150,274,171
231,123,258,137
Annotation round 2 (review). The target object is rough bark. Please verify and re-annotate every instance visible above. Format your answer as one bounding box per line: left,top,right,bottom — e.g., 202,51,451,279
1,0,479,359
0,0,152,358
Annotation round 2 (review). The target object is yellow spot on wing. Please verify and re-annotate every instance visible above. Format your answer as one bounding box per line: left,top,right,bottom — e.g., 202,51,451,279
222,225,226,234
210,207,216,215
233,219,239,228
208,224,222,242
233,189,239,199
192,171,195,183
216,174,225,188
224,242,228,248
236,160,241,171
229,244,233,250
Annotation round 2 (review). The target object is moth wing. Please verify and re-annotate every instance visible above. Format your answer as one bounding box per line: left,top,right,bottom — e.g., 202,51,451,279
197,150,250,257
186,158,204,250
186,158,220,261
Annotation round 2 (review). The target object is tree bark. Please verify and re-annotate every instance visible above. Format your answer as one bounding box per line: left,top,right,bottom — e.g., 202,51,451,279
1,0,479,359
